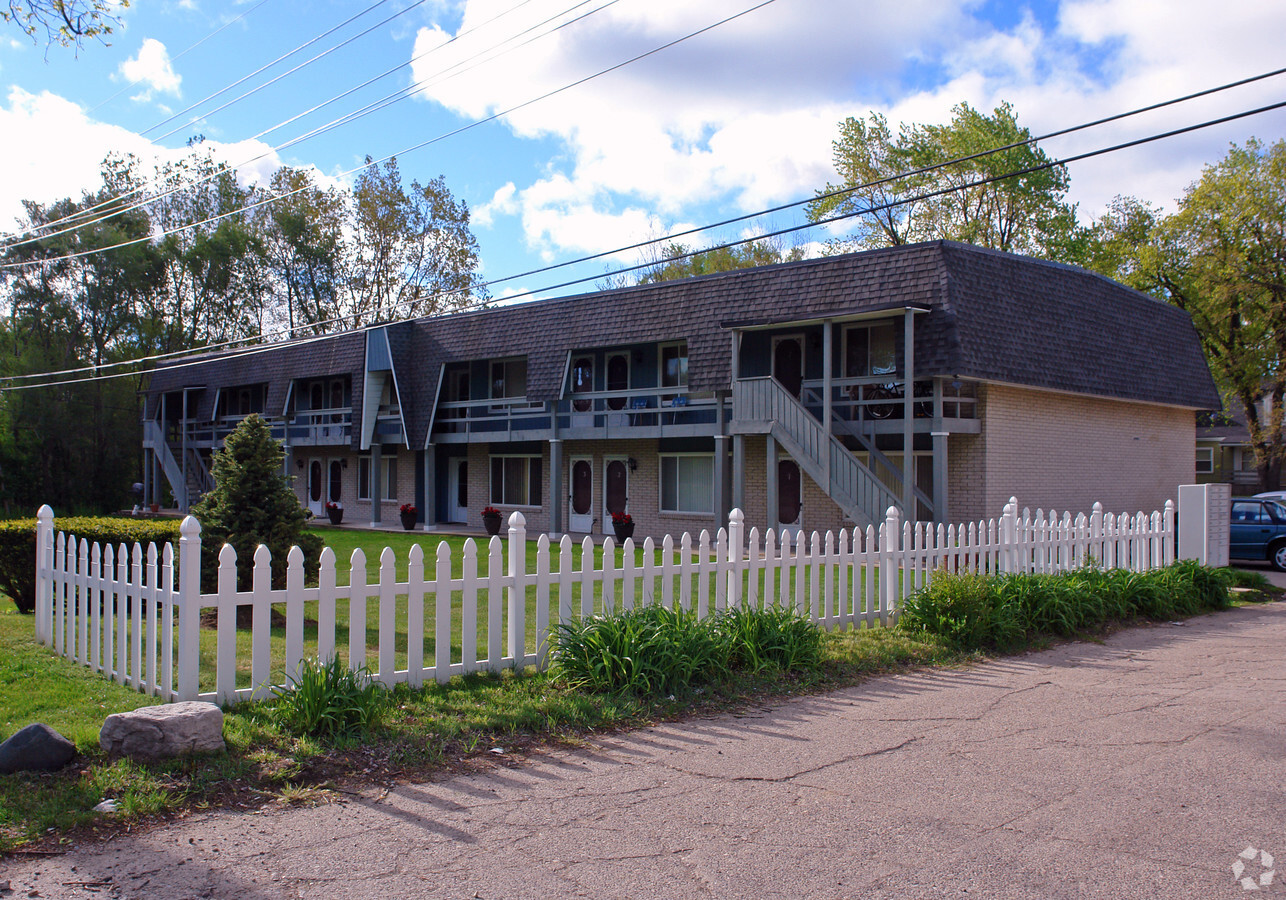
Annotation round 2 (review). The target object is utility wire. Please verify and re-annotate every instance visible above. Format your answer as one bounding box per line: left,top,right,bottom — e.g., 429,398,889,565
87,0,275,115
141,0,403,138
1,0,619,249
14,19,1283,252
5,94,1285,393
0,0,781,267
148,0,433,143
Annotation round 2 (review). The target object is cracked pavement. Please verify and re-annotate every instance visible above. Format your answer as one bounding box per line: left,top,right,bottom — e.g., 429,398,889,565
3,601,1284,899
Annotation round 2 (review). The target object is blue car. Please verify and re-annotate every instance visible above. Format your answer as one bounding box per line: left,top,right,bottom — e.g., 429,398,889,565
1231,497,1286,570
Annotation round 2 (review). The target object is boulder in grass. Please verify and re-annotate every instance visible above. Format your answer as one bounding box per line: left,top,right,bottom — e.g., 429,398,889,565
0,723,77,774
99,701,225,761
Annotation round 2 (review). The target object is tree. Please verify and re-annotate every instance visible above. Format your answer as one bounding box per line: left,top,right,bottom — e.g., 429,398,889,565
2,0,126,49
259,167,346,337
1081,140,1286,491
807,102,1078,259
346,157,487,325
190,414,322,593
636,237,805,284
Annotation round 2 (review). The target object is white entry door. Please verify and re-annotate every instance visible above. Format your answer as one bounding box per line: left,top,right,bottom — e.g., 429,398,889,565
448,458,468,523
307,458,325,517
569,457,594,532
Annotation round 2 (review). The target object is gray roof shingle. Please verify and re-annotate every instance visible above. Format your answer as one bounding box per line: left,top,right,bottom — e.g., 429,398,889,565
144,241,1220,448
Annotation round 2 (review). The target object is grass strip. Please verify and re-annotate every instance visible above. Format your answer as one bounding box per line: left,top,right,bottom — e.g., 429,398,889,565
0,561,1278,854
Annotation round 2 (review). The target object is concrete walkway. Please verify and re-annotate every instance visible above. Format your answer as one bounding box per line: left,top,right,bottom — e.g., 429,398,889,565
5,603,1284,899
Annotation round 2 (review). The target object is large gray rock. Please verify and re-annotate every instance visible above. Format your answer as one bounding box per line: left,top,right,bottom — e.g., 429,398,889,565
0,723,77,773
99,702,225,761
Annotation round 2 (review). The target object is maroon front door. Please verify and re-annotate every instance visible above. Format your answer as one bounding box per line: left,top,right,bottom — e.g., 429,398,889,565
774,337,803,398
606,353,629,410
309,460,323,503
571,459,593,530
605,459,628,522
778,459,801,525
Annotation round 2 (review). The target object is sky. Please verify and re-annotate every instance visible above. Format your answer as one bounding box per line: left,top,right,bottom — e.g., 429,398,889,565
1,0,1284,303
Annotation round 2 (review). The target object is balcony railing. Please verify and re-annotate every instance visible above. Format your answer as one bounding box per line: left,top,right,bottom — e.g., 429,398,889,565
431,388,720,439
287,408,354,445
800,376,977,424
182,410,354,447
433,397,550,438
556,388,717,432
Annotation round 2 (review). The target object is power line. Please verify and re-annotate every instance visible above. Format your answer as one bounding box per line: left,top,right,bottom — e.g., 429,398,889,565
87,0,276,115
5,94,1285,393
0,0,781,267
148,0,434,143
140,0,405,138
0,0,624,250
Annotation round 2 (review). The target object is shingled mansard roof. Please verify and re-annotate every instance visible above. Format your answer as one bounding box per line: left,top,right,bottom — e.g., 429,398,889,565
145,241,1221,449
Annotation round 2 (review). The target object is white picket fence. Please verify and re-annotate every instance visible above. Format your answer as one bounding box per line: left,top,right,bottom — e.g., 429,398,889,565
32,497,1175,706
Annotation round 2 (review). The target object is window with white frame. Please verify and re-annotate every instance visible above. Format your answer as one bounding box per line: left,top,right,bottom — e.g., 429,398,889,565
357,455,398,501
490,455,542,507
660,453,713,514
1195,447,1214,474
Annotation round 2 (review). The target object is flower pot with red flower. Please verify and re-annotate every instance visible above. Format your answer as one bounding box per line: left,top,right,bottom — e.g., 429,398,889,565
611,510,634,542
325,500,344,525
482,506,503,536
399,503,417,530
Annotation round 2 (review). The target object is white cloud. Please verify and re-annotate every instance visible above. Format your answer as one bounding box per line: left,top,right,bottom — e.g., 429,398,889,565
409,0,969,256
409,0,1286,258
118,38,182,101
0,87,300,234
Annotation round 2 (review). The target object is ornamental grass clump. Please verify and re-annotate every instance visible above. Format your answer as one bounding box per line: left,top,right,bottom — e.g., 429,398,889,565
900,561,1234,652
271,656,387,740
552,605,821,696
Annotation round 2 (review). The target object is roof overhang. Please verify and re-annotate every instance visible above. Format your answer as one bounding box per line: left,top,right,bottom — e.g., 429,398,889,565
721,302,931,331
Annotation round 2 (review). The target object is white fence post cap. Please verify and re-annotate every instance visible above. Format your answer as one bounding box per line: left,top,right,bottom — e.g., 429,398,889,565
508,510,526,528
36,504,53,522
180,515,202,536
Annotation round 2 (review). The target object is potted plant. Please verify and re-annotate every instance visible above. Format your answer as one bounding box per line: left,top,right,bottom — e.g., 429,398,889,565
611,510,634,542
482,505,503,536
399,502,417,530
325,500,343,525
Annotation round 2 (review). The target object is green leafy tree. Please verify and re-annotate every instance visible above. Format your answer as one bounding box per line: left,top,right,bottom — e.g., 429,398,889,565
347,156,487,325
807,102,1077,259
190,414,322,592
636,237,805,284
1080,140,1286,490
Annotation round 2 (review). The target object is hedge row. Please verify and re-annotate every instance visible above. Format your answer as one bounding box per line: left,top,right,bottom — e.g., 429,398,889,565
0,518,182,614
898,560,1233,652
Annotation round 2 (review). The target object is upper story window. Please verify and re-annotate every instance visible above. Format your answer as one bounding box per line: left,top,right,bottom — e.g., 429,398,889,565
491,358,527,400
660,342,688,390
379,377,399,412
844,323,897,377
219,384,265,418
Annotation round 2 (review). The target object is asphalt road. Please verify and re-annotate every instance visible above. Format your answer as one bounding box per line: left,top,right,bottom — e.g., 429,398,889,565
4,601,1284,900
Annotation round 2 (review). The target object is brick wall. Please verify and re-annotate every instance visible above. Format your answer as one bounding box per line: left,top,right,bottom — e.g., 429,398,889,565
963,383,1196,520
289,446,416,525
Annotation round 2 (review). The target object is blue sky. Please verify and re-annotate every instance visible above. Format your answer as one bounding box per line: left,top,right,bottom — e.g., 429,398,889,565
1,0,1284,302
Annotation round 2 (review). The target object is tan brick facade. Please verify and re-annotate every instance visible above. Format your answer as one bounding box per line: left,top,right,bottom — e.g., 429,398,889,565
948,383,1196,523
289,446,417,526
285,384,1196,540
